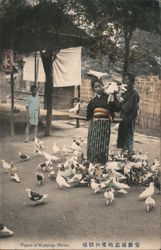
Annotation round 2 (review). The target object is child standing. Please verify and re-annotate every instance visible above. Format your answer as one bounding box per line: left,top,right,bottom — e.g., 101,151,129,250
25,85,40,142
87,78,120,165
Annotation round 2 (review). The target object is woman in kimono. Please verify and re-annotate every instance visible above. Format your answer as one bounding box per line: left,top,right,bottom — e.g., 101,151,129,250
117,72,139,156
87,78,120,165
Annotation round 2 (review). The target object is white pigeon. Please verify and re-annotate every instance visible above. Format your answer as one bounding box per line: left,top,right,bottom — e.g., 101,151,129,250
18,152,30,161
67,173,82,183
104,188,115,205
10,173,21,183
33,146,41,155
48,170,56,179
71,141,81,151
90,179,102,193
56,174,71,189
87,69,107,79
69,102,80,113
34,138,44,149
36,172,44,185
53,143,60,154
151,158,160,173
145,196,155,212
104,82,118,94
139,182,155,200
37,160,52,172
0,224,13,237
1,160,11,173
62,144,74,154
117,189,128,194
9,164,20,183
109,177,130,190
41,151,59,161
25,188,48,206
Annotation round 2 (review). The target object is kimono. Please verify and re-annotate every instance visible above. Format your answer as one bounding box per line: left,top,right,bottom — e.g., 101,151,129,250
87,93,119,164
117,86,139,152
26,95,40,125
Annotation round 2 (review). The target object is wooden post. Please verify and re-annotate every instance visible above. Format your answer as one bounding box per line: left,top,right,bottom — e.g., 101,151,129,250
34,51,37,86
10,71,14,136
76,85,80,128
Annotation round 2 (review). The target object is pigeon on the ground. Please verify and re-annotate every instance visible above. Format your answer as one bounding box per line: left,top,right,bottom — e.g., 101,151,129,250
36,171,44,185
48,170,56,179
53,143,60,154
104,188,114,205
139,182,155,200
25,188,48,206
56,174,71,189
40,151,59,161
1,160,11,173
62,144,74,155
18,152,30,161
8,163,20,183
37,160,52,172
0,224,13,237
34,138,44,149
145,196,155,211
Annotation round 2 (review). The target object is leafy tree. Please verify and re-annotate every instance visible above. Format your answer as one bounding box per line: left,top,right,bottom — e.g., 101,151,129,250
0,0,90,135
66,0,160,76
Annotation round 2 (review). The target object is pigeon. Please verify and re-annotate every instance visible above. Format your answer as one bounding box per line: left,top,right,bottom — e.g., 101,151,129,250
41,151,59,161
48,170,56,179
1,160,11,173
53,143,60,154
25,188,48,206
69,102,80,113
109,177,130,190
90,179,102,193
104,188,115,205
36,172,44,185
67,173,83,183
104,82,118,94
18,152,30,161
145,196,155,212
33,146,41,155
117,189,128,194
34,138,44,149
10,173,21,183
87,69,107,79
0,224,13,237
151,158,160,173
37,160,52,172
62,144,74,154
56,174,71,189
139,182,155,200
71,141,81,151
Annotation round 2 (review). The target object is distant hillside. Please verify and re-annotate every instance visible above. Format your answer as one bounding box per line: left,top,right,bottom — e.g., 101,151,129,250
82,29,160,78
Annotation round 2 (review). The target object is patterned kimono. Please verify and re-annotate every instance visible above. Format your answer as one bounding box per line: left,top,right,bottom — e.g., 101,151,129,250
87,93,119,164
26,95,40,125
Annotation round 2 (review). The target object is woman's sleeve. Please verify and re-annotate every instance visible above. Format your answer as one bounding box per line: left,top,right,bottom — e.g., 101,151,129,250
86,100,93,120
122,91,139,113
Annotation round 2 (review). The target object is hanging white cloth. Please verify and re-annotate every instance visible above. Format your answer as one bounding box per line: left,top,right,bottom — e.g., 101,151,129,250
23,53,45,82
23,47,81,86
53,47,81,87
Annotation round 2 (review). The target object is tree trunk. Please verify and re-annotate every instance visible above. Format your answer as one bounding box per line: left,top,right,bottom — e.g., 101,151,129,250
123,29,133,78
41,50,53,136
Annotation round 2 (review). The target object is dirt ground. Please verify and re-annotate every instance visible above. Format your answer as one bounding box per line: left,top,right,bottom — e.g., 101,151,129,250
0,120,160,250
